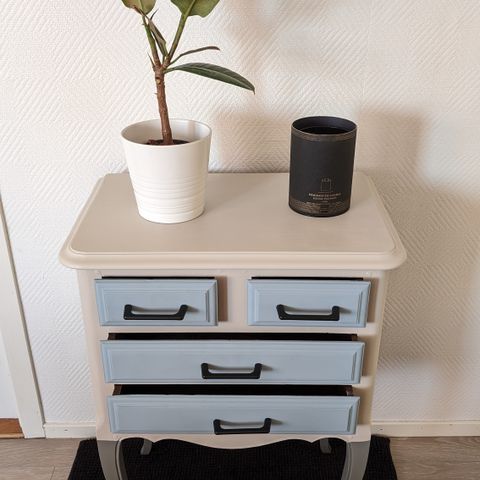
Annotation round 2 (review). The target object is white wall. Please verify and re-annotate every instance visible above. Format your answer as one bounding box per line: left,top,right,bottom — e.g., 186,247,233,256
0,328,17,418
1,0,479,426
0,206,18,418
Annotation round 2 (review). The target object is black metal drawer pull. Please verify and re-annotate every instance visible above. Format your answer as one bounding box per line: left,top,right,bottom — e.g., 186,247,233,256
201,363,263,379
213,418,272,435
123,304,188,321
276,304,340,321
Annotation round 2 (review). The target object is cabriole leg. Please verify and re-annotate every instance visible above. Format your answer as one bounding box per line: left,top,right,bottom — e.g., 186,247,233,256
97,440,127,480
140,439,153,456
320,438,332,454
340,440,370,480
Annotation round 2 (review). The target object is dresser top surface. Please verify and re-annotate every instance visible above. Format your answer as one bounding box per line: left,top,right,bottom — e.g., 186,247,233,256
60,172,406,270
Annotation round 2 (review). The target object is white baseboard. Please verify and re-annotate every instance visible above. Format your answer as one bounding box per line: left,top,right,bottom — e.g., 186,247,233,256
372,421,480,437
44,423,96,438
43,421,480,439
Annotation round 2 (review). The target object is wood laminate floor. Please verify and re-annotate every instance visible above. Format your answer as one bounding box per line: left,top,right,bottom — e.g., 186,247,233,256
0,437,479,479
0,420,22,439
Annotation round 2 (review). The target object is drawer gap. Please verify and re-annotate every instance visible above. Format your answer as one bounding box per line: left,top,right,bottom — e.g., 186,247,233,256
113,384,354,396
101,276,216,280
250,276,364,281
108,332,357,341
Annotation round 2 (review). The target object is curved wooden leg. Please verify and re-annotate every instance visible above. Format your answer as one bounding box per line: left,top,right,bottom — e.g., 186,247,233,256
341,440,370,480
97,440,127,480
140,439,153,456
320,438,332,454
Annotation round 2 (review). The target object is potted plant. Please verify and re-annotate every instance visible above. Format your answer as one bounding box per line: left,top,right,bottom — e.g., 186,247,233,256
120,0,255,223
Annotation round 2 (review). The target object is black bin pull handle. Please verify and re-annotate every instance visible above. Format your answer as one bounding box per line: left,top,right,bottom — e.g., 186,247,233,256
201,363,263,380
276,304,340,322
213,418,272,435
123,304,188,321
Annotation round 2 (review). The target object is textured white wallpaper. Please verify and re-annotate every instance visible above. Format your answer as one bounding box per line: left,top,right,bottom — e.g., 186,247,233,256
1,0,480,423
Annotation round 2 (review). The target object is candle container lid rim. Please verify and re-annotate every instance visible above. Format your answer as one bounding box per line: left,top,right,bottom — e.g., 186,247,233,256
292,116,357,141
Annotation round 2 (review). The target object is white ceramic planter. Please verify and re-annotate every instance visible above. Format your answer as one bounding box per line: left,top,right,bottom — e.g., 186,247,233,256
121,119,212,224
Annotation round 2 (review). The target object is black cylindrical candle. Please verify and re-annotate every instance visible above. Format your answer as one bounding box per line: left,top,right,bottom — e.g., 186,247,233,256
289,116,357,217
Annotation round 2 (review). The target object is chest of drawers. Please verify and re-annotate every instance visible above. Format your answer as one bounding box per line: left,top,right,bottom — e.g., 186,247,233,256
60,172,405,480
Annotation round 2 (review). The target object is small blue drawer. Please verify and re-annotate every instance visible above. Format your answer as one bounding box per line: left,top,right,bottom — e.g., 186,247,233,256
248,279,370,328
101,338,364,385
95,279,217,327
108,389,359,435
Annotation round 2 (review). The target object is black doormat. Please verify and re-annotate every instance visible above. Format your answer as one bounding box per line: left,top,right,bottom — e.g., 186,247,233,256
68,436,396,479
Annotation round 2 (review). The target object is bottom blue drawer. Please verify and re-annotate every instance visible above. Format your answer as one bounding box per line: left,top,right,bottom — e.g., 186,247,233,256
108,386,359,435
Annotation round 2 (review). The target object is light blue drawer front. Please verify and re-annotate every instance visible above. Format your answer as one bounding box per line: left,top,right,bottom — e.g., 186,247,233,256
101,340,364,384
248,280,370,328
95,279,217,327
108,395,359,435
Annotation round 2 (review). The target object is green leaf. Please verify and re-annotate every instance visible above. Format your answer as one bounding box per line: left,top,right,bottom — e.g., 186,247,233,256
171,0,220,17
171,46,220,65
167,63,255,92
148,18,168,57
121,0,156,14
133,7,168,58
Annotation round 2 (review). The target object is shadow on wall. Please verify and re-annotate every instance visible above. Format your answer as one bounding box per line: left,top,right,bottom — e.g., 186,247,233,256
210,1,349,172
210,110,291,173
358,110,480,420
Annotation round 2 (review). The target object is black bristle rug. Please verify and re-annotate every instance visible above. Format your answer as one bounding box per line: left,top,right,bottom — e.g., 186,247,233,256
68,436,397,479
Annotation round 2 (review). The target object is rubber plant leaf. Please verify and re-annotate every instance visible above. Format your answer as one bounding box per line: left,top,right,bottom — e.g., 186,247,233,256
149,18,168,56
171,46,220,65
121,0,156,14
171,0,220,17
168,63,255,92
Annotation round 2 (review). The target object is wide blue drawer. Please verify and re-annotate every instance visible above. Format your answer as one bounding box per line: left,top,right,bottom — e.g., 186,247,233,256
101,338,364,385
108,388,359,435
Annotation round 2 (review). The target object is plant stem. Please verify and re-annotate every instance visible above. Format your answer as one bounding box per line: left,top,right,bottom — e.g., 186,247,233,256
141,4,195,145
143,18,173,145
154,9,193,145
155,70,172,145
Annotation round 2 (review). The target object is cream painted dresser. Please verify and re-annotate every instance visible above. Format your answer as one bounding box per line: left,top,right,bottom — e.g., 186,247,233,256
60,172,405,480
